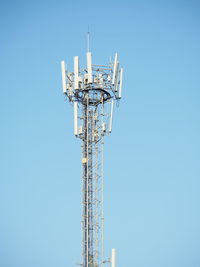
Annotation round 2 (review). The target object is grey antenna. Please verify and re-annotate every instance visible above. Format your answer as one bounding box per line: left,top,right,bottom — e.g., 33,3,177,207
118,68,123,98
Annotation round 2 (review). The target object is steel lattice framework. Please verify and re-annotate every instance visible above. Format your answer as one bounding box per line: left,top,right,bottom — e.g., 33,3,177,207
61,50,123,267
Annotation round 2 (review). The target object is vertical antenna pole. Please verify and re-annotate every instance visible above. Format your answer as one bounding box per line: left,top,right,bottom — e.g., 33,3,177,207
111,248,116,267
87,27,90,52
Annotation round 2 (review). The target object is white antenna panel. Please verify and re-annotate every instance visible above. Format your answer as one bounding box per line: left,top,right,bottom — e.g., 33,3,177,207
74,56,79,90
87,52,92,83
118,68,123,98
111,248,116,267
109,100,114,133
74,101,78,136
61,61,67,93
112,53,118,85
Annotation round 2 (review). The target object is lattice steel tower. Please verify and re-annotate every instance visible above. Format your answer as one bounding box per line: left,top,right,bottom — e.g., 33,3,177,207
61,44,123,267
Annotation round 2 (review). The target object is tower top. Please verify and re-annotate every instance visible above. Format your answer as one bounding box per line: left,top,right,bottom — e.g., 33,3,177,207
61,51,123,137
61,52,123,104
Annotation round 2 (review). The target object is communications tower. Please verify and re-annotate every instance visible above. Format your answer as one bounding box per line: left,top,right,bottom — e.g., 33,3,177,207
61,44,123,267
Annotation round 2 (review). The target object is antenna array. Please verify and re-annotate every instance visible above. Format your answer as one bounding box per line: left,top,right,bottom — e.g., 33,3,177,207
61,50,123,267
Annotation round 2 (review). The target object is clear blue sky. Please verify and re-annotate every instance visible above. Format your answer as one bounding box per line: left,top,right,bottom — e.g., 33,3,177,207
0,0,200,266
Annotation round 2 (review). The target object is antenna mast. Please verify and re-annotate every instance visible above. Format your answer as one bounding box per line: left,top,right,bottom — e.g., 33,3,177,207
61,46,123,267
87,27,90,52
